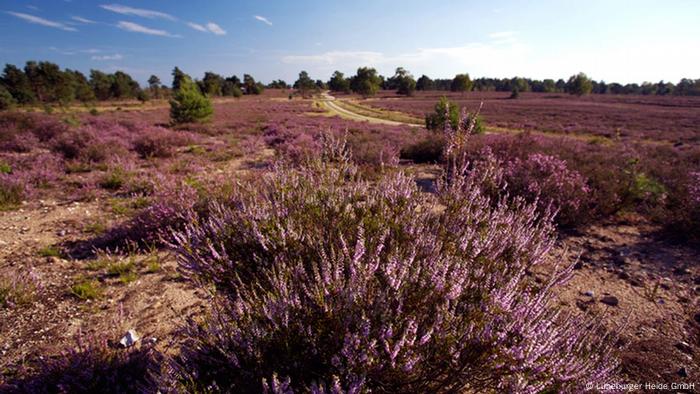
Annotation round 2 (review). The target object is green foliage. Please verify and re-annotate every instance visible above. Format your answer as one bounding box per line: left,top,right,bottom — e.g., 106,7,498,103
170,75,214,124
630,173,666,205
425,96,460,131
136,89,149,102
350,67,382,97
0,84,16,110
1,64,36,104
70,279,101,300
328,70,350,93
451,73,473,92
99,167,130,190
293,70,317,97
0,271,37,308
90,70,113,101
425,96,484,134
567,72,593,96
390,67,416,96
243,74,264,95
510,87,520,99
202,71,225,96
38,245,62,258
416,74,433,90
171,67,186,92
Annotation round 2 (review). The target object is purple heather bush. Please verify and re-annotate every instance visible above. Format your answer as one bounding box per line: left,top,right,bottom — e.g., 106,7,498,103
165,132,617,392
0,172,25,209
504,153,591,227
3,334,158,394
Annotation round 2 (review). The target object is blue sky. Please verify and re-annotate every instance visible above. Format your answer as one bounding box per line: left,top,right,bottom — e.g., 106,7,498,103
1,1,698,86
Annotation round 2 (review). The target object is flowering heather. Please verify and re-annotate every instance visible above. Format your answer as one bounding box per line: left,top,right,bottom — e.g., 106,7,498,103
3,334,158,393
166,136,617,392
505,153,591,227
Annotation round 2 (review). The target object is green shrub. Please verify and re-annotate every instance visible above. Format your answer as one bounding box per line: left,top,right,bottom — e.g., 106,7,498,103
0,85,17,110
70,279,101,300
170,76,213,124
425,97,459,131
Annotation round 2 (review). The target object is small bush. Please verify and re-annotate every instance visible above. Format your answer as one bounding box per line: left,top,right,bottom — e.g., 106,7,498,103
0,173,25,210
425,96,459,131
70,279,101,300
425,97,484,134
133,134,174,158
400,135,446,163
505,153,591,227
660,171,700,244
38,245,62,258
133,129,192,159
100,167,130,190
0,270,39,308
3,335,158,393
170,76,213,124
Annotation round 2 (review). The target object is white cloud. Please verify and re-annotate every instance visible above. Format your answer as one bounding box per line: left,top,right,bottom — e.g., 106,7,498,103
116,21,179,37
100,4,176,21
281,41,531,79
92,53,123,60
254,15,272,26
187,22,207,32
6,11,77,31
71,16,97,24
188,21,226,35
206,22,226,35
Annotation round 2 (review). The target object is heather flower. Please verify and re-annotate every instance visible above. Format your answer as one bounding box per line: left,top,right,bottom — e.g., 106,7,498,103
166,135,617,392
505,153,591,227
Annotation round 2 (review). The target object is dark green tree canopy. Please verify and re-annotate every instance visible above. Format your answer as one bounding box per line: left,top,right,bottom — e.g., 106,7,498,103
566,72,593,96
328,71,350,93
451,73,473,92
293,71,317,97
350,67,382,97
416,75,433,91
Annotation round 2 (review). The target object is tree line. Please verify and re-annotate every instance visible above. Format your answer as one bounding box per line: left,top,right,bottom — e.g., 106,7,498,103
0,60,285,109
314,67,700,97
2,60,699,110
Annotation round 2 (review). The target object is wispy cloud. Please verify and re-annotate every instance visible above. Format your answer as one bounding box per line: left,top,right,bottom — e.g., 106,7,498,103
26,5,40,11
281,41,531,78
116,21,179,37
6,11,77,31
92,53,123,61
71,15,97,24
187,21,226,35
100,4,176,21
254,15,272,26
187,22,207,32
206,22,225,35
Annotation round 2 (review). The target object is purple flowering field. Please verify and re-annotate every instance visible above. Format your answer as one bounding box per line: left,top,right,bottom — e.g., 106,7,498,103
1,71,700,392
